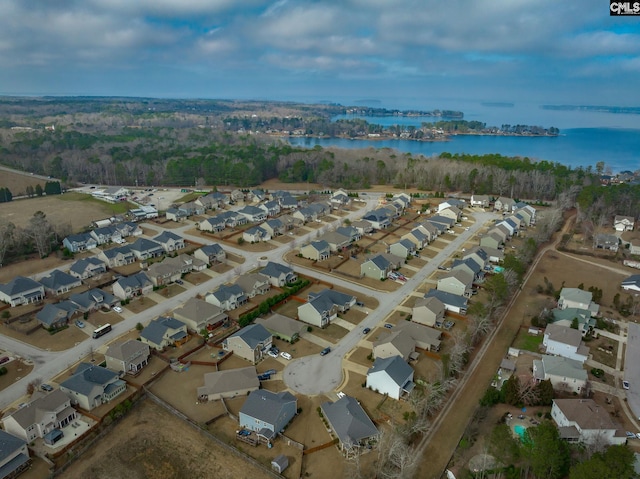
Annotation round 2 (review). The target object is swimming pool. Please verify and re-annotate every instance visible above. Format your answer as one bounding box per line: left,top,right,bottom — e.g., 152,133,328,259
514,424,527,440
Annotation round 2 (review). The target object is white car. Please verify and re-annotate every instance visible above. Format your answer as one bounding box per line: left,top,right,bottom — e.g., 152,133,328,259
113,306,123,313
280,352,292,360
267,350,278,358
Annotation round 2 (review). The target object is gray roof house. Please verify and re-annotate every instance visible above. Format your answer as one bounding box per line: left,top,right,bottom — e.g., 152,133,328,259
494,196,516,212
614,215,635,232
239,390,298,439
69,288,117,313
256,314,306,343
543,323,589,363
259,200,281,217
558,288,599,315
173,297,228,332
146,254,206,287
279,195,299,210
197,366,260,402
105,339,151,376
470,194,490,207
243,225,271,243
438,206,462,222
479,231,504,250
236,273,271,298
35,301,79,329
402,228,428,250
293,206,317,223
390,239,416,258
63,233,98,253
39,269,82,295
360,254,397,280
198,216,227,233
412,296,446,328
533,355,587,394
0,276,45,307
205,284,248,311
98,245,135,267
593,233,619,252
60,363,127,411
223,323,273,364
351,219,373,235
90,225,121,245
129,238,165,260
362,209,391,230
321,396,379,453
373,330,417,361
112,272,153,300
428,215,455,229
260,262,297,287
451,257,483,281
336,226,361,242
415,221,439,241
0,429,30,478
320,231,351,252
1,389,77,442
366,355,415,400
622,274,640,293
551,399,626,446
140,316,188,351
178,201,205,217
298,289,356,328
262,218,285,237
437,270,473,298
238,205,267,223
68,257,107,280
153,231,185,252
461,247,489,271
300,240,330,261
165,207,188,222
425,289,468,314
193,243,226,264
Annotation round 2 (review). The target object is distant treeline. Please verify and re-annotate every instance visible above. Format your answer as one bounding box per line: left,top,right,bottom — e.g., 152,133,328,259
431,120,559,136
576,183,640,219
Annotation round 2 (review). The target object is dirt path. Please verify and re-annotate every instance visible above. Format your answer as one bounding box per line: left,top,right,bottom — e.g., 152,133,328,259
555,250,631,276
417,213,575,478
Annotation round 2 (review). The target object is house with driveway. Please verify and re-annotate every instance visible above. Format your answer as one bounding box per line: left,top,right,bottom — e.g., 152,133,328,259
390,239,416,258
256,314,306,343
551,399,626,446
373,330,417,361
68,257,107,280
362,209,391,230
239,390,297,440
63,233,98,253
60,363,127,411
402,228,428,250
35,301,79,329
366,355,415,400
140,316,188,351
39,269,82,295
198,216,226,233
614,215,635,232
0,429,30,478
321,231,351,252
533,355,587,394
262,218,285,237
425,289,468,314
206,284,248,311
223,323,272,364
351,219,373,235
146,254,205,286
69,288,117,313
260,262,297,287
173,297,228,332
129,238,165,260
593,233,619,252
415,221,439,242
259,200,281,217
451,257,483,282
543,323,589,363
197,366,260,402
98,245,135,267
336,226,361,243
361,254,399,280
1,389,77,442
297,289,356,328
236,273,271,299
105,339,151,376
0,276,45,306
238,205,267,223
479,231,504,250
165,208,188,222
112,272,153,300
153,231,185,253
470,194,490,207
193,243,226,264
494,196,516,213
300,240,330,261
243,226,271,243
321,395,379,453
437,270,473,298
412,296,445,328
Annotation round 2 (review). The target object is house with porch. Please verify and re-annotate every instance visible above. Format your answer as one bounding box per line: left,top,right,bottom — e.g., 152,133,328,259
300,240,330,261
223,323,272,364
259,200,281,217
129,238,165,260
533,355,587,394
543,323,589,363
557,288,599,315
197,367,259,402
236,273,271,298
165,208,188,222
0,276,45,307
68,257,107,280
402,228,428,249
260,262,297,287
105,340,151,376
494,197,516,212
262,218,285,237
198,216,227,233
366,355,415,400
173,297,228,332
63,233,98,253
98,245,135,267
35,301,79,329
297,289,356,328
351,219,373,235
293,206,317,223
551,399,626,446
238,205,267,223
112,272,153,300
60,363,127,411
139,316,188,351
206,284,248,311
69,288,117,313
614,215,635,232
239,390,297,440
415,222,439,242
255,314,306,343
425,289,468,314
193,243,226,264
336,225,361,243
147,254,206,287
153,231,185,253
362,209,391,229
321,396,379,454
39,270,82,295
243,226,271,243
470,194,490,207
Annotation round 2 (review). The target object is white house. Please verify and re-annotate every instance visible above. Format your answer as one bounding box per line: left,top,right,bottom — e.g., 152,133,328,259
366,355,415,400
551,399,626,446
614,215,635,232
543,323,589,363
532,355,587,394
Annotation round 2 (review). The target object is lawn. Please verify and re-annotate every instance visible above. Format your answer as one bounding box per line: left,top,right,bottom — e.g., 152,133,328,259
513,329,544,353
57,191,135,215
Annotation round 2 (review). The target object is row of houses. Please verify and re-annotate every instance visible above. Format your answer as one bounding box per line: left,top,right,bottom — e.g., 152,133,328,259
63,222,143,253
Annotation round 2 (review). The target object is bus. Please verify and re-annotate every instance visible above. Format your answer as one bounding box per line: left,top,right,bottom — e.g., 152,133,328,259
92,323,112,339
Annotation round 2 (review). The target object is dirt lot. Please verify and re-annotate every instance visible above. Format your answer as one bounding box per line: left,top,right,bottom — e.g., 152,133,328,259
124,297,158,314
0,254,75,283
0,168,53,196
311,323,349,344
0,358,34,393
0,320,90,351
62,399,274,479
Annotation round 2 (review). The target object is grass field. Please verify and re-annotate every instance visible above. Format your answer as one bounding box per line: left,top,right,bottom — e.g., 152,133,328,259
0,168,50,196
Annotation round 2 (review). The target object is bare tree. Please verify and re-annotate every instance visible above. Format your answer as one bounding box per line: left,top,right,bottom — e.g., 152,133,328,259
26,211,54,258
0,219,15,267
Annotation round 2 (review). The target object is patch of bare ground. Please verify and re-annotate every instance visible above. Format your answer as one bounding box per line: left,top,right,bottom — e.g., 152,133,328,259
0,359,34,393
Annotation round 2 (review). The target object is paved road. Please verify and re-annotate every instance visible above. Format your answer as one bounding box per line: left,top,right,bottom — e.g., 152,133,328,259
283,211,497,395
0,195,379,409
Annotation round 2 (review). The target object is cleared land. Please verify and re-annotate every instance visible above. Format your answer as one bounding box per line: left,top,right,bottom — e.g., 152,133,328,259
0,168,51,196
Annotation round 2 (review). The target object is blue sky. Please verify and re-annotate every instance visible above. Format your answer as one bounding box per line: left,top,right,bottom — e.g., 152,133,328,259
1,0,639,107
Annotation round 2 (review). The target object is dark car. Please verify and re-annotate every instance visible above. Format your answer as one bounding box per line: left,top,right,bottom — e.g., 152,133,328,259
175,279,184,285
384,323,393,329
356,301,365,307
41,383,53,392
320,347,331,356
363,327,371,334
237,429,251,436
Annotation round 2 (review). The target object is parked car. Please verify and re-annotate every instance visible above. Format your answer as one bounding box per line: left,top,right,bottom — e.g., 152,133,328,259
113,306,123,313
175,279,184,285
626,431,636,439
356,301,365,307
337,391,346,399
363,327,371,334
623,380,630,390
280,352,292,360
267,350,278,358
384,323,393,329
0,356,9,365
270,346,279,355
257,373,272,381
320,347,331,356
264,369,277,376
75,320,85,329
41,384,53,392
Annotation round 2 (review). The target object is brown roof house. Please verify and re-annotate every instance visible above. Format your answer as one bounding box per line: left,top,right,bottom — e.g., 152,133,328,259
105,339,151,376
197,366,259,402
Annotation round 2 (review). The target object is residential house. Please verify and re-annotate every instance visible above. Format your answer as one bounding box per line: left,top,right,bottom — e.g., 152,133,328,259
0,276,45,307
308,201,331,218
558,288,599,315
279,214,301,230
116,221,144,236
533,355,587,394
239,390,297,439
35,301,79,329
480,232,504,250
260,262,297,287
129,238,165,260
206,284,248,311
614,215,635,232
178,201,204,217
461,247,489,271
262,218,285,237
243,226,271,243
223,324,272,364
297,289,356,328
139,316,188,351
93,186,129,202
236,273,271,298
321,231,351,252
238,205,267,223
279,195,299,210
360,254,396,280
437,270,473,298
336,226,361,243
147,254,205,286
300,240,330,261
494,196,516,212
193,243,226,265
197,367,259,402
69,288,117,313
105,340,151,375
195,193,221,211
112,272,153,300
173,297,228,332
68,257,107,280
259,200,281,217
248,189,266,203
60,363,127,411
551,399,626,446
451,257,483,282
492,224,511,241
63,233,98,253
230,189,245,203
593,233,619,252
90,225,121,245
366,355,415,400
415,221,439,242
351,219,373,235
1,389,77,442
390,239,417,258
470,194,490,207
255,314,305,343
428,215,455,230
425,289,468,314
0,429,30,478
621,275,640,293
218,211,247,227
394,321,442,352
496,218,518,237
439,198,465,210
402,228,428,249
39,270,82,295
321,396,379,453
550,307,596,337
293,206,317,223
374,323,442,359
412,296,445,328
153,231,185,253
543,323,589,363
622,231,640,255
98,245,135,268
165,208,188,222
439,206,462,222
330,189,350,208
362,209,391,229
198,216,226,233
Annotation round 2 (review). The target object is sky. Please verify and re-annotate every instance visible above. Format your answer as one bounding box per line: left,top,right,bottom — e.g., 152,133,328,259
1,0,639,107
